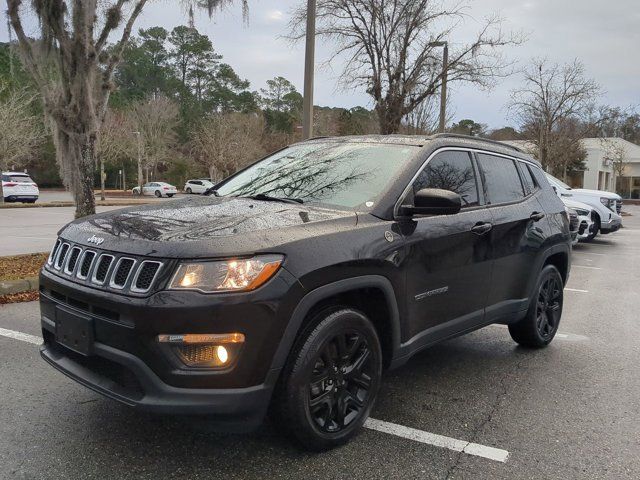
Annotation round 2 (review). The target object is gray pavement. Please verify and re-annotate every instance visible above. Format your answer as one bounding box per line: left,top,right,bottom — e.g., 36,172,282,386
0,208,639,479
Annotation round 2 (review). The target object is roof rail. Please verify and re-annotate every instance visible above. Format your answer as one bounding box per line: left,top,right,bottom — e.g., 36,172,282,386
429,133,523,153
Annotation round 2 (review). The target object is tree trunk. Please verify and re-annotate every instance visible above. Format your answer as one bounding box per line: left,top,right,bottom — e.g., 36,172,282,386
0,178,4,204
377,103,404,135
208,165,218,183
55,128,97,218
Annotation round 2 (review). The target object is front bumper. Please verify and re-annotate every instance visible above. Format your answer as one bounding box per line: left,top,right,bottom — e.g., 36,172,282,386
600,216,622,234
39,266,303,427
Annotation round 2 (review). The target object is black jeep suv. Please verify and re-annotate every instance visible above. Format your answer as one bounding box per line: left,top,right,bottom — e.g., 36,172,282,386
39,134,571,450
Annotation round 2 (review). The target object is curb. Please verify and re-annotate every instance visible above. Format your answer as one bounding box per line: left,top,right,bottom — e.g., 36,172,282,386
0,276,39,295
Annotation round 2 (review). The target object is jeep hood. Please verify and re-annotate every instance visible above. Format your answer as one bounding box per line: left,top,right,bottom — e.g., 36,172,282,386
59,196,357,258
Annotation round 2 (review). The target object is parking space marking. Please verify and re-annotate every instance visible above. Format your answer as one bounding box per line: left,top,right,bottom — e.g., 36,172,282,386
0,327,42,345
572,265,602,270
364,418,509,463
565,288,589,293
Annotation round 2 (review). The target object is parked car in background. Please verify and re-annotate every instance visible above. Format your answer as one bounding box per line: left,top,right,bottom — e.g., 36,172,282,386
131,182,177,198
546,173,622,241
562,199,595,243
2,172,39,203
184,179,214,194
565,206,580,245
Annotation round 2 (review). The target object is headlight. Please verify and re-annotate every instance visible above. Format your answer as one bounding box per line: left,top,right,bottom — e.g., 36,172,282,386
575,209,589,216
600,197,612,207
169,255,283,293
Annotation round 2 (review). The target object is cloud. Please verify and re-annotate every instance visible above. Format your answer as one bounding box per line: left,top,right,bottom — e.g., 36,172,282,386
266,10,284,23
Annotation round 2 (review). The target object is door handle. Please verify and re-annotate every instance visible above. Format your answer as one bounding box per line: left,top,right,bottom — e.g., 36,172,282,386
471,222,493,235
530,212,545,222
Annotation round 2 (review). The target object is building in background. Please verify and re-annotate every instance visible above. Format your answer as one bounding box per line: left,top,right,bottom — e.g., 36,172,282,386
502,138,640,198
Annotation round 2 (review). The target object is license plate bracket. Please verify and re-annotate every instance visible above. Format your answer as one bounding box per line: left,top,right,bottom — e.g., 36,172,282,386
55,307,94,356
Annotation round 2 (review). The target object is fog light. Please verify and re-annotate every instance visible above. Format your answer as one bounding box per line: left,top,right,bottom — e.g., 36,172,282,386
157,333,244,368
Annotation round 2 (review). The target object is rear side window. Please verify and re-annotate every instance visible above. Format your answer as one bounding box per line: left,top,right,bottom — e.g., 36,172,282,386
477,154,525,205
412,151,479,208
518,162,537,195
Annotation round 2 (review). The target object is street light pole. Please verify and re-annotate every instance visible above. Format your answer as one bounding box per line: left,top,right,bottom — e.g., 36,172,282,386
302,0,316,140
437,42,449,133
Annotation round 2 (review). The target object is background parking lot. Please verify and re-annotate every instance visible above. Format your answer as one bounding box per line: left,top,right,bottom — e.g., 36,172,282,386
1,206,639,479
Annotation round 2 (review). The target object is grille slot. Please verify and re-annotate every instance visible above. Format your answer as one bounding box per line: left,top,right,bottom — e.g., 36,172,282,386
48,240,61,265
92,255,114,284
77,251,96,279
54,243,70,270
64,247,82,274
110,258,136,289
131,261,162,293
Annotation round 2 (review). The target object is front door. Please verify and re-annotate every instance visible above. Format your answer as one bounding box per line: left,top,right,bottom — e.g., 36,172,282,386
401,150,494,342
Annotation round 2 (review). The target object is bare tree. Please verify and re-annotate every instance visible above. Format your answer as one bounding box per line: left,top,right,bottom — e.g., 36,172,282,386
509,58,601,170
290,0,522,134
130,96,180,183
191,113,265,182
96,110,136,200
0,86,44,202
7,0,248,218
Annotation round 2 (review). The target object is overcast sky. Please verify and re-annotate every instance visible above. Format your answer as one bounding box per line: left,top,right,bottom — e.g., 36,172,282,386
1,0,638,129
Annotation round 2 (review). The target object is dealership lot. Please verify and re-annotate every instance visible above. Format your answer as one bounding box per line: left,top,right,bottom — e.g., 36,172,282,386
1,207,639,479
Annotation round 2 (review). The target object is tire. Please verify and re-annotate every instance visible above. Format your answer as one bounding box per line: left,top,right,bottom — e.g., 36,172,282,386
273,308,382,451
167,194,174,198
154,190,162,198
186,188,192,194
509,264,563,348
584,214,600,242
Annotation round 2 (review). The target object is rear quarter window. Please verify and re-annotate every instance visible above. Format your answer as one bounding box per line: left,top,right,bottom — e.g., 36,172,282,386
477,154,525,205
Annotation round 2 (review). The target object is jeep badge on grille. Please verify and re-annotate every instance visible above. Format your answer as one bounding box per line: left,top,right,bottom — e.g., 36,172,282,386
87,235,105,246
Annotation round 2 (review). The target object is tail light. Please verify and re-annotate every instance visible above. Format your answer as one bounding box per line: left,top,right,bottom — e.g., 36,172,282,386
3,182,17,187
163,187,169,190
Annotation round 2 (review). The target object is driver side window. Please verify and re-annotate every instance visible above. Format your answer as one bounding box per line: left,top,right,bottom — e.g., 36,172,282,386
411,151,480,208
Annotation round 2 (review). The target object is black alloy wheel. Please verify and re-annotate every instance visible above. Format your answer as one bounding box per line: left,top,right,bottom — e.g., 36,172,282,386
273,308,382,450
307,330,375,433
535,275,562,340
509,264,563,348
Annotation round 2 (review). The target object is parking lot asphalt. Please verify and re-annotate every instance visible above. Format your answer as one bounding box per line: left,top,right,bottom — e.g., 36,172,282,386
1,207,639,479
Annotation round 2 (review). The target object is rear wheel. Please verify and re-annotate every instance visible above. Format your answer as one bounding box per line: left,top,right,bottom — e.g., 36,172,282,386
273,308,382,451
167,194,174,198
584,214,600,242
509,265,563,348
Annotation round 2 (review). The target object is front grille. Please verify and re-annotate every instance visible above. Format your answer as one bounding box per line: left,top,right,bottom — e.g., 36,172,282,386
569,213,579,232
616,200,622,214
45,239,166,295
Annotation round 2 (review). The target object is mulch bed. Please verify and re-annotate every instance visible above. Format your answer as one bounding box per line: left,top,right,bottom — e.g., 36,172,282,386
0,291,40,305
0,253,49,281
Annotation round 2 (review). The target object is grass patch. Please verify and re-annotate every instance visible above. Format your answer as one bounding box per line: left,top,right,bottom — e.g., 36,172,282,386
0,253,49,281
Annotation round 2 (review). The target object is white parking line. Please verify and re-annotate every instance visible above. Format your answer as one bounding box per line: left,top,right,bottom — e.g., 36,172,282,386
565,288,589,293
0,327,42,345
364,418,509,463
572,265,602,270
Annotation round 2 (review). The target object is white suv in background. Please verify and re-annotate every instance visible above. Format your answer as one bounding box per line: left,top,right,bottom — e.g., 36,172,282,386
562,198,595,242
545,173,622,241
184,179,214,194
2,171,39,203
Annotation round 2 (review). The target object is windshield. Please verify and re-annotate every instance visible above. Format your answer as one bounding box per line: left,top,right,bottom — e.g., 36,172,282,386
545,173,571,190
215,142,419,210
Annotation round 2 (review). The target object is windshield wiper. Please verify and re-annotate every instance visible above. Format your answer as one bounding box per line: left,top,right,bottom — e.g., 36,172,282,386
247,193,304,204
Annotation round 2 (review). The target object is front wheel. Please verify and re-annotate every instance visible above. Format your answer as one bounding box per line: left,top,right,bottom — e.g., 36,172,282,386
154,190,162,198
509,264,563,348
186,188,192,194
273,308,382,451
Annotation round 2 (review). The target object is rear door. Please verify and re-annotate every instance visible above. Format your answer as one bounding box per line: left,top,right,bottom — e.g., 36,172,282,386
476,153,547,321
401,149,494,341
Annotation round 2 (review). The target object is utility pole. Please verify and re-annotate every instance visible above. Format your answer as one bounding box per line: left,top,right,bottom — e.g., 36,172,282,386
436,42,449,133
302,0,316,140
134,131,143,190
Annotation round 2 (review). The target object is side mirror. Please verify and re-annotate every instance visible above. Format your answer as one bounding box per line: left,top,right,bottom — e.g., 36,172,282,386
402,188,462,216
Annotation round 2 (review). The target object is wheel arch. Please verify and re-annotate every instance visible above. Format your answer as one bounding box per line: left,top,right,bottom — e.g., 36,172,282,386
270,276,401,372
